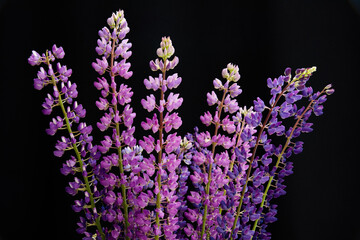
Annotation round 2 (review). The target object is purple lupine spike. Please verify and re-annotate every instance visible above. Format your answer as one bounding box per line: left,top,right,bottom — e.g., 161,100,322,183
186,63,248,240
29,46,103,239
137,36,185,239
228,67,333,240
92,9,138,239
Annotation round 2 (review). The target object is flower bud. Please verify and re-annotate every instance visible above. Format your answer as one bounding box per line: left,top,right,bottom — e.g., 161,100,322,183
107,16,115,29
222,63,240,82
156,48,164,58
157,36,175,60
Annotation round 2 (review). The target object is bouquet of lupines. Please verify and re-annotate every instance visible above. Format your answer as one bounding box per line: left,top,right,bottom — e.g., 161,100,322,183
28,9,334,240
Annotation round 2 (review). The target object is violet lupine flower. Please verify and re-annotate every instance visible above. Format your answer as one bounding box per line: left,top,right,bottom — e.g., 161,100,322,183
92,9,136,240
185,63,244,239
28,47,104,239
136,36,184,239
249,70,333,240
228,67,334,240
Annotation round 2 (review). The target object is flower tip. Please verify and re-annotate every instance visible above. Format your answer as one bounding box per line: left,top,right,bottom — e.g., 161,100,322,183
325,84,332,89
157,36,175,60
222,63,240,82
325,87,335,95
304,66,317,76
107,16,115,29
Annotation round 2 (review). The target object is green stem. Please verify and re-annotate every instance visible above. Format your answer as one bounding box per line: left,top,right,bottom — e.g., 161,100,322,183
155,60,166,240
230,81,295,240
115,121,129,238
231,69,318,239
46,52,105,239
230,120,245,172
219,118,245,215
109,38,130,239
200,88,227,239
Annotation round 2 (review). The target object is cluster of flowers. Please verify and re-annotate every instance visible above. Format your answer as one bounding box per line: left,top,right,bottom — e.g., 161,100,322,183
29,45,105,239
28,9,333,240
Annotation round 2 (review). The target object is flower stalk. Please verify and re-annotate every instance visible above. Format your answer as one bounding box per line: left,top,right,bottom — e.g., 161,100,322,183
109,33,130,239
230,68,318,239
44,50,105,239
92,9,134,238
250,86,328,237
154,60,166,240
201,88,227,239
140,36,183,239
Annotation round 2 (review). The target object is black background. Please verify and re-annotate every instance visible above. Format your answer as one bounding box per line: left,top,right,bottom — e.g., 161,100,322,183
0,0,359,239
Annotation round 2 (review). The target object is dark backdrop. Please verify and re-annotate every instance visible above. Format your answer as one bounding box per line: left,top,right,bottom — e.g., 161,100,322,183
0,0,359,239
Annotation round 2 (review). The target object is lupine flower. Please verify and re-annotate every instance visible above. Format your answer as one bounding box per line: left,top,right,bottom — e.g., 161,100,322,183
227,67,334,240
166,92,183,112
92,57,109,75
141,94,156,112
52,44,65,59
137,36,185,239
29,46,103,239
164,112,182,132
207,91,218,106
186,63,245,239
91,9,136,239
28,50,43,66
253,97,265,113
196,131,212,147
222,63,241,82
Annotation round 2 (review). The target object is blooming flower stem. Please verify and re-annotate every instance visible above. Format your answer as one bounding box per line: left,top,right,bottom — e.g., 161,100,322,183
230,69,318,239
45,51,105,239
154,60,166,240
230,81,293,239
201,88,228,239
109,39,130,239
249,88,325,239
219,117,246,216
